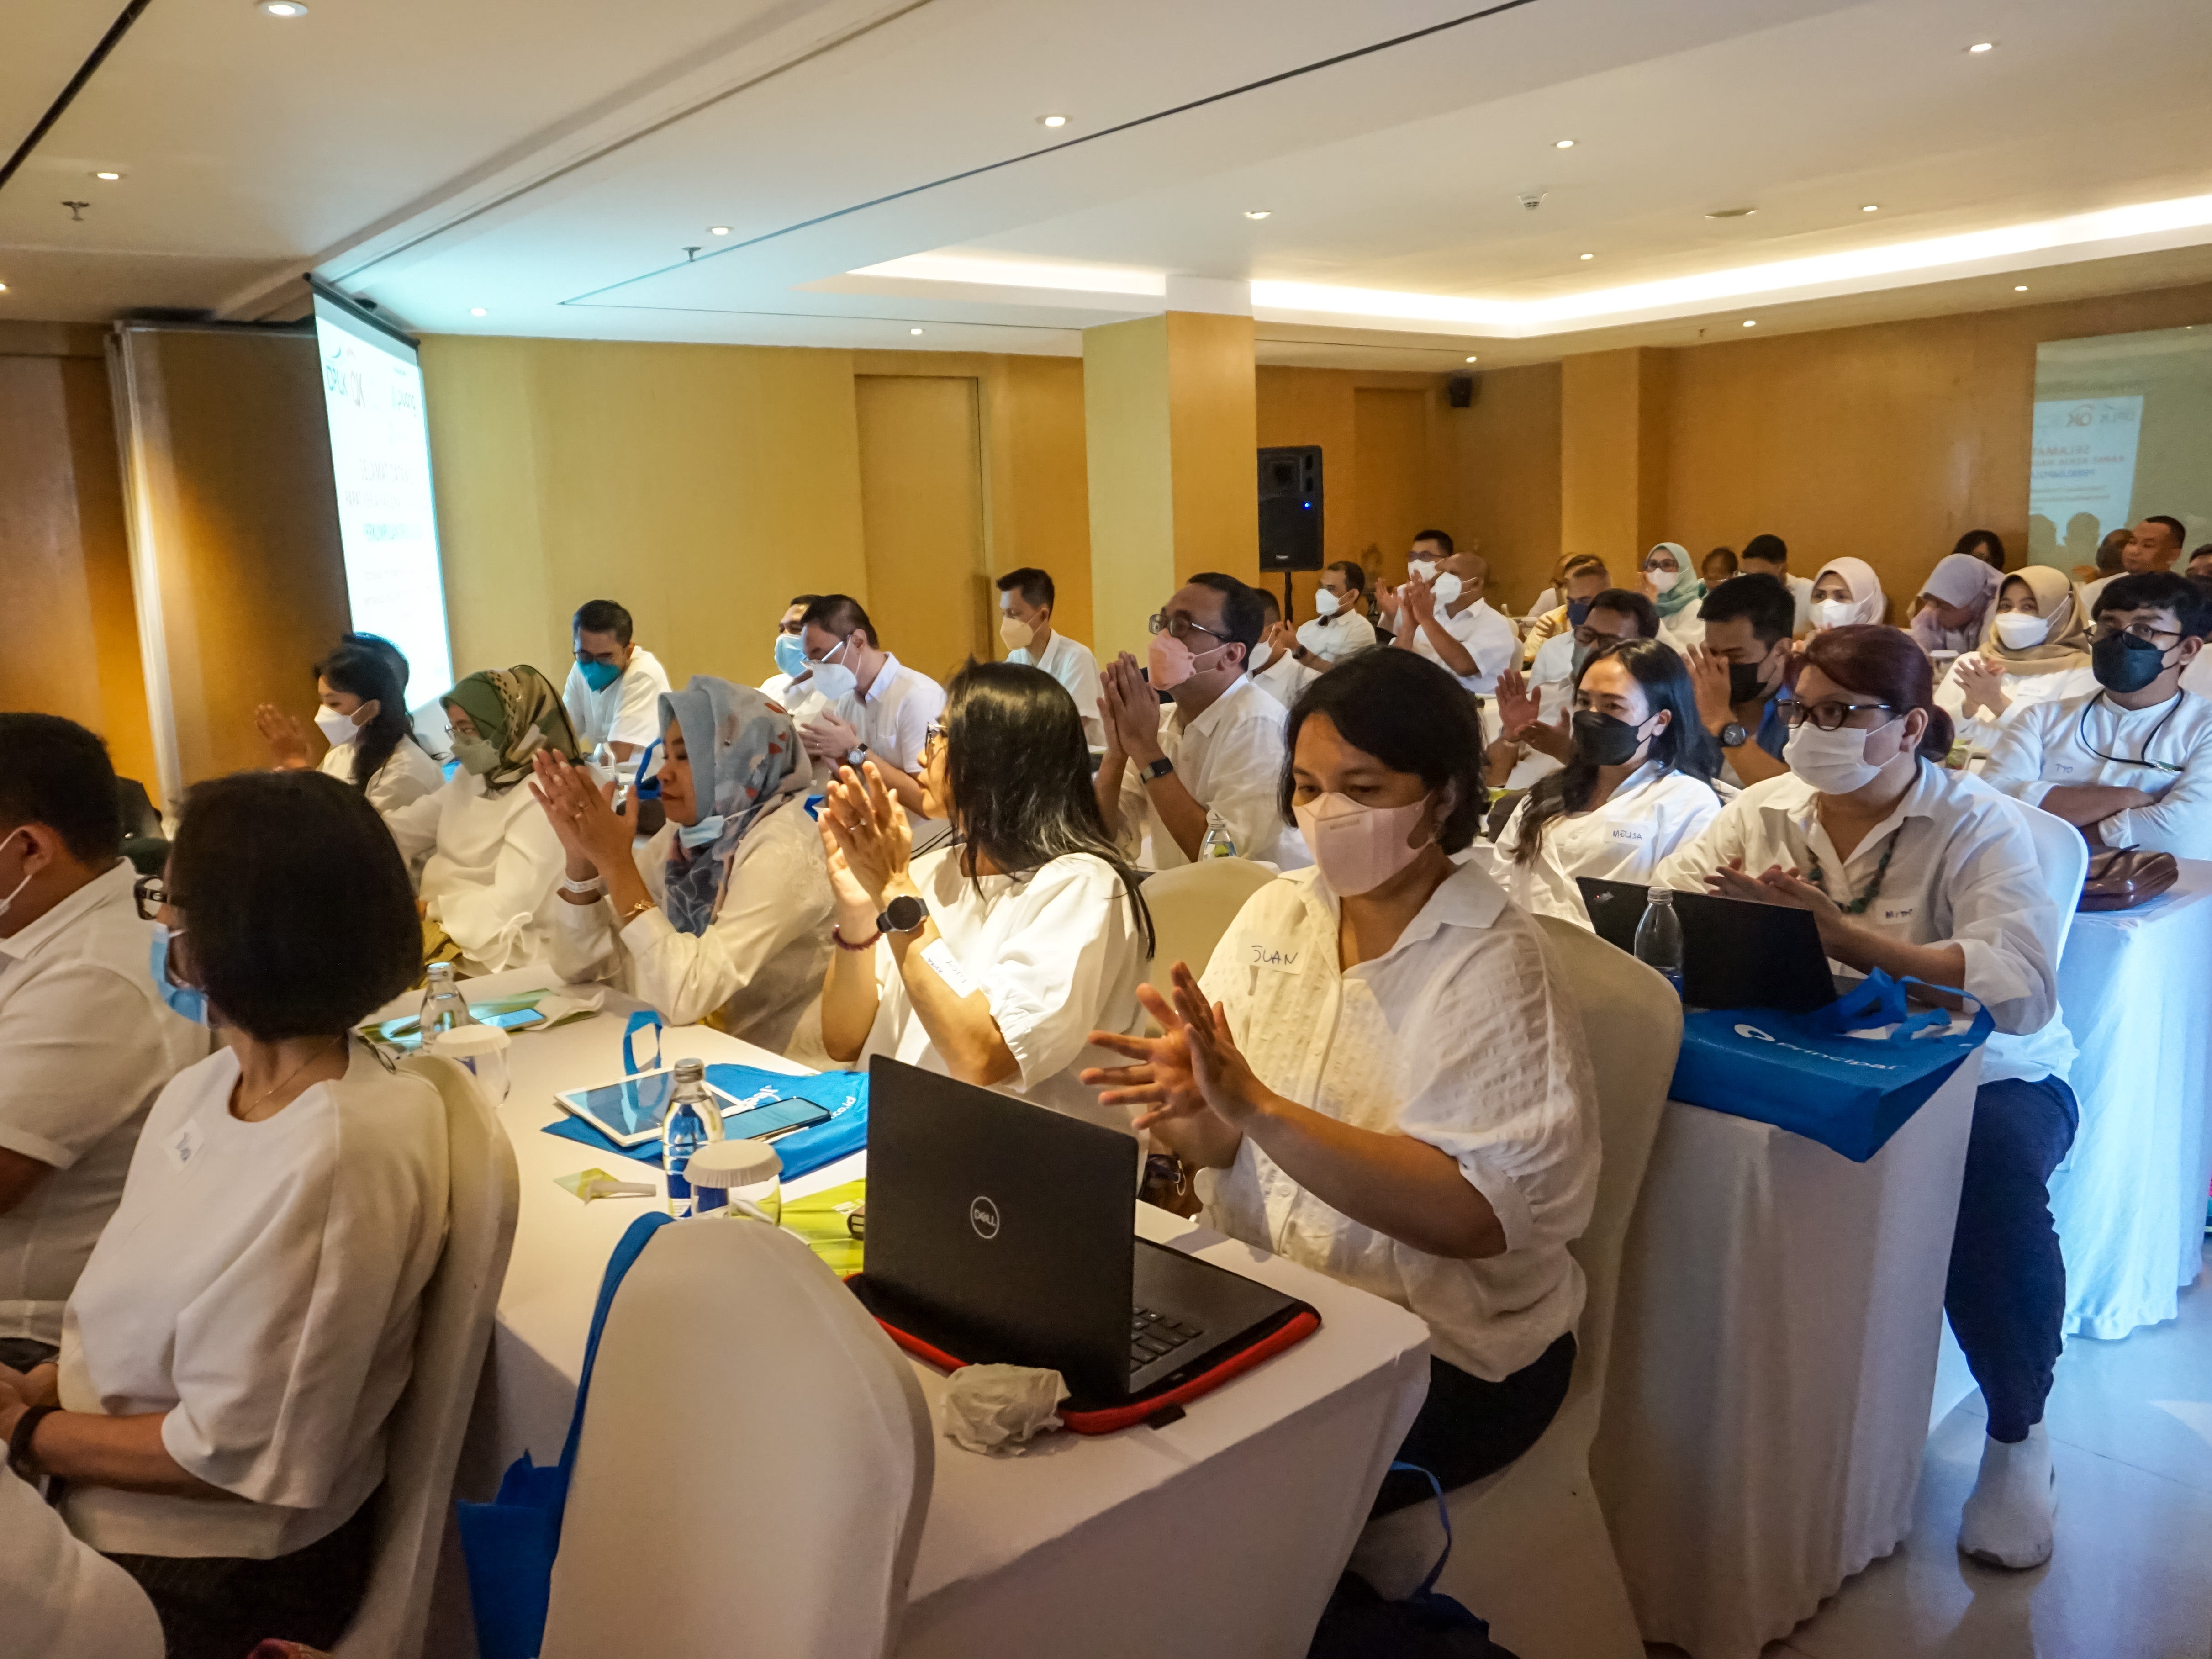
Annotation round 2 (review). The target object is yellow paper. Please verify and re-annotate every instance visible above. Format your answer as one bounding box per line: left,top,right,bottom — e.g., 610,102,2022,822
783,1178,866,1274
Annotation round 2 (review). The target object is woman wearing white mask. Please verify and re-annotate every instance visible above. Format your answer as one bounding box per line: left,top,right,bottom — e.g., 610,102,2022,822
1493,639,1722,926
1807,557,1890,632
1640,541,1708,649
1935,569,2097,751
383,667,579,974
1084,648,1599,1515
254,641,442,822
533,677,832,1053
1653,624,2076,1571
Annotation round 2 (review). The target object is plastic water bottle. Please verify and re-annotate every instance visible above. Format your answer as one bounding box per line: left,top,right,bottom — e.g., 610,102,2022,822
1633,887,1684,995
661,1058,725,1218
417,962,476,1041
1199,814,1238,859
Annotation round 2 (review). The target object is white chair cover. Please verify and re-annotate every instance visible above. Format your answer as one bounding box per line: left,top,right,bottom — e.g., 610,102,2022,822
542,1216,933,1659
1138,857,1278,991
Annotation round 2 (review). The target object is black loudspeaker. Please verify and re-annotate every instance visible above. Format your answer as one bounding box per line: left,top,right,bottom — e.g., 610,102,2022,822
1447,375,1477,408
1257,445,1324,572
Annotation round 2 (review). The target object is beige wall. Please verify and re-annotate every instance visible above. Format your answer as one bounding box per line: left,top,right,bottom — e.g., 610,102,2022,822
853,374,987,684
1447,363,1564,613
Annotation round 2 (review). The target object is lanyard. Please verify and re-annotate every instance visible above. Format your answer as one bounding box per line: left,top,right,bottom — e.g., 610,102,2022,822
2076,692,2186,776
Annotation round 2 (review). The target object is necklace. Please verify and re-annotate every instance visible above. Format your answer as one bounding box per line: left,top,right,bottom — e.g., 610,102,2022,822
2076,691,2185,776
238,1036,345,1118
1804,826,1903,916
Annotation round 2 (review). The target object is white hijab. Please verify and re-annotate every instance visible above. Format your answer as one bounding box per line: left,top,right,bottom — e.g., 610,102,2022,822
1811,557,1888,629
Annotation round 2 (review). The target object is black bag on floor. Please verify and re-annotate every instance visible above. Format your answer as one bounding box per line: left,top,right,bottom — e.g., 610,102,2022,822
1306,1464,1521,1659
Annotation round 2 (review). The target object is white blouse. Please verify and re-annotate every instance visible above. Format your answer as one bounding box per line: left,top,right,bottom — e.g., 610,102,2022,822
550,800,833,1054
1197,864,1599,1380
385,770,568,972
1492,763,1723,927
58,1044,449,1559
317,734,445,820
1934,657,2099,751
858,846,1147,1134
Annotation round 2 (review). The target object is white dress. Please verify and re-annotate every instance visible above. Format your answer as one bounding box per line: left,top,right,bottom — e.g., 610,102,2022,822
1491,764,1724,926
385,770,568,972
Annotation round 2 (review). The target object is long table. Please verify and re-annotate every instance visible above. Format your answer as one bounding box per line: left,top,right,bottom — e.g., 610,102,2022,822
412,972,1431,1659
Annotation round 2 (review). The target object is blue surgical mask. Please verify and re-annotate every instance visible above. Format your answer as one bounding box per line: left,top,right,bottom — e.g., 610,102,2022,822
773,633,808,679
149,925,211,1027
578,659,623,693
676,814,727,850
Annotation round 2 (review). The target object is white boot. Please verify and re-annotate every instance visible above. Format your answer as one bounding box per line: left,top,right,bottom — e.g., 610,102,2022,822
1959,1421,2057,1569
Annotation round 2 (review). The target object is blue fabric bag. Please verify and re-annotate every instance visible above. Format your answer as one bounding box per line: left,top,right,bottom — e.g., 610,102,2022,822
1668,971,1994,1162
456,1211,672,1659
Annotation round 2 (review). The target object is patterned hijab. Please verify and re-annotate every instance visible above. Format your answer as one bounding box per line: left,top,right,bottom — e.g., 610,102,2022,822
660,676,806,937
442,666,579,793
1643,542,1705,618
1979,567,2093,676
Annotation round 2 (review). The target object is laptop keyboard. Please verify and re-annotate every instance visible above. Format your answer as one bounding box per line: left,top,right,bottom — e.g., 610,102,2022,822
1130,1306,1203,1371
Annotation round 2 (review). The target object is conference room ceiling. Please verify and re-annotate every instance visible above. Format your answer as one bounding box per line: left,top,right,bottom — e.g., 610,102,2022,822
1,0,2207,367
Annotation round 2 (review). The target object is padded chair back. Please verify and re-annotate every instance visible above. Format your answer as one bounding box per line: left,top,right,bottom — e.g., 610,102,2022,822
2015,799,2089,963
333,1055,520,1659
542,1218,934,1659
1138,857,1279,992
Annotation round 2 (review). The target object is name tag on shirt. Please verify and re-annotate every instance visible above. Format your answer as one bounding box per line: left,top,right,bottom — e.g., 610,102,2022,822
1875,903,1917,926
1247,943,1301,972
2047,761,2080,779
1607,824,1647,844
169,1118,206,1169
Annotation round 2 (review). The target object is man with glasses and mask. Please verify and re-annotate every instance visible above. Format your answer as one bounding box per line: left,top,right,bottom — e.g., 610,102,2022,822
1983,572,2212,857
1376,530,1519,697
793,594,947,821
1094,573,1312,870
0,716,203,1372
1685,573,1798,788
1485,587,1660,790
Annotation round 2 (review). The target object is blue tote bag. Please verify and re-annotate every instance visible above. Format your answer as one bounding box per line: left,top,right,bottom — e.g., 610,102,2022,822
456,1210,672,1659
1668,972,1995,1162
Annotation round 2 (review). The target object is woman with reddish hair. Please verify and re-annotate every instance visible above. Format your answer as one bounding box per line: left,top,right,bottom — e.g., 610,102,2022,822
1653,624,2078,1572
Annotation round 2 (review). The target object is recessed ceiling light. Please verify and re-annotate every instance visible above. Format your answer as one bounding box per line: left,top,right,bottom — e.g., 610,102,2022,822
1464,355,1478,363
1742,319,1758,328
258,1,308,16
909,327,924,336
1038,114,1067,128
709,226,730,236
1861,204,1879,213
93,170,121,181
2014,285,2029,292
1553,138,1575,149
0,282,9,293
1967,41,1995,53
470,307,487,317
1245,210,1271,220
1579,252,1595,260
1705,206,1757,219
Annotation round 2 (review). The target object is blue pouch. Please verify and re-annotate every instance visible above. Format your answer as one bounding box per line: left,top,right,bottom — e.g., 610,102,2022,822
1668,971,1995,1162
456,1211,671,1659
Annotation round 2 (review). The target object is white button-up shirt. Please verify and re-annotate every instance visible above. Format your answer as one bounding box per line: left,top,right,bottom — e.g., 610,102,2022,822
0,862,206,1346
1982,688,2212,860
1493,763,1724,927
857,653,946,773
1251,611,1381,709
562,646,671,753
1652,764,2074,1085
1008,631,1103,747
1115,676,1312,870
1197,864,1600,1380
385,771,568,972
1409,597,1520,694
1935,658,2100,751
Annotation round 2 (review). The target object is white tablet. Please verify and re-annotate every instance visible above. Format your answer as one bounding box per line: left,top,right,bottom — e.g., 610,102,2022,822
554,1067,741,1148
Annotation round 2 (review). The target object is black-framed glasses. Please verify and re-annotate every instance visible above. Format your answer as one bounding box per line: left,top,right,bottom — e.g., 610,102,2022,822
2089,619,2181,646
1147,612,1232,645
134,873,171,922
1775,697,1896,731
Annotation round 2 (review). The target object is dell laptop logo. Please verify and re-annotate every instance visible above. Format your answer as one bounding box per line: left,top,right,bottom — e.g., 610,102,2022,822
969,1196,1001,1240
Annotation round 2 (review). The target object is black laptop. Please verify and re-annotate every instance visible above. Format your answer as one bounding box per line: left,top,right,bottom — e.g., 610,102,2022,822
850,1057,1311,1408
1576,877,1840,1014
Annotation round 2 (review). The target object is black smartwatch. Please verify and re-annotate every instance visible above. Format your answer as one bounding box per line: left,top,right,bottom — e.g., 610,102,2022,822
1716,721,1749,750
1141,756,1176,782
877,894,929,935
8,1404,58,1479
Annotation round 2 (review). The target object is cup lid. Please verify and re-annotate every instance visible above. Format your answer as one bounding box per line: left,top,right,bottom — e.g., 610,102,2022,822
683,1138,781,1188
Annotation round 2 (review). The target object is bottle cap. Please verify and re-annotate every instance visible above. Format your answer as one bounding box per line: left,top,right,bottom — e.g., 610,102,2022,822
683,1137,781,1190
672,1057,706,1084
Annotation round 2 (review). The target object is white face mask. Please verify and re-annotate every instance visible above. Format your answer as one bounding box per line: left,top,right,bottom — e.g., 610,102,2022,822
1408,559,1437,582
1784,718,1901,795
1993,611,2049,650
807,639,858,703
1430,573,1464,608
1646,567,1680,593
1293,792,1436,897
314,707,365,747
999,615,1034,653
1249,640,1275,673
1809,599,1857,632
0,832,34,919
1313,588,1341,618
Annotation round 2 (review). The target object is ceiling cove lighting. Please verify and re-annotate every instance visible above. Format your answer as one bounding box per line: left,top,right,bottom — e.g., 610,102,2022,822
852,252,1167,297
258,1,308,16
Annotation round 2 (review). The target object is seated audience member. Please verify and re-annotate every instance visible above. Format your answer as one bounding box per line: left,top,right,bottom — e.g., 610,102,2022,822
1493,640,1722,924
759,592,862,788
1684,574,1796,787
1982,573,2212,858
1641,541,1707,649
2189,545,2212,581
1808,557,1889,632
2082,515,2187,613
1655,624,2077,1569
0,716,205,1371
1910,553,2002,659
1486,588,1659,790
345,631,450,763
1083,648,1595,1514
1247,586,1308,709
1378,530,1520,695
254,641,443,822
761,593,822,703
997,567,1104,747
2,1463,163,1659
1953,528,2008,572
1519,553,1575,628
1096,573,1312,869
1739,533,1814,634
534,678,832,1051
1520,555,1611,662
0,770,444,1654
1937,569,2097,751
1700,545,1739,588
385,667,578,973
2074,525,2134,595
792,595,946,820
818,662,1153,1131
1255,562,1380,708
562,599,671,764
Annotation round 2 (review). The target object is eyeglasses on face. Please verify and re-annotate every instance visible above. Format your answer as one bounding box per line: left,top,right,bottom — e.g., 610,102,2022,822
2089,619,2181,646
1775,697,1896,731
134,873,171,922
1147,613,1232,645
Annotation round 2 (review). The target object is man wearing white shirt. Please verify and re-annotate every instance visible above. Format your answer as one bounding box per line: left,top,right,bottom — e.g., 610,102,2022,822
562,599,671,762
1486,588,1659,792
1096,572,1312,870
996,567,1103,746
794,594,947,819
1377,532,1520,696
1253,560,1379,708
0,716,204,1370
1983,573,2212,858
1740,534,1815,637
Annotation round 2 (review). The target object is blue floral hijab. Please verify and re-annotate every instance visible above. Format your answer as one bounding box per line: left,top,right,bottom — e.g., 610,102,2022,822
658,677,805,936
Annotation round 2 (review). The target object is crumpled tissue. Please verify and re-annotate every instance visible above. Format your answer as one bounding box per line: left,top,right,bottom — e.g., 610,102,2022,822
531,988,607,1028
941,1364,1070,1455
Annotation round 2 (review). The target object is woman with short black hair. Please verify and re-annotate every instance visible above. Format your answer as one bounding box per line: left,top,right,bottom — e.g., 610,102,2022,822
0,769,448,1657
1086,649,1598,1513
254,641,443,822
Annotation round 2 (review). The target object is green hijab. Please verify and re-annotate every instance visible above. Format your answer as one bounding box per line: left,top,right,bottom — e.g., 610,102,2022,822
443,666,580,792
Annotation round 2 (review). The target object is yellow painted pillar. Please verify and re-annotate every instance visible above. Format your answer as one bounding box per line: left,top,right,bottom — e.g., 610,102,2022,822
1560,346,1674,571
1083,304,1258,660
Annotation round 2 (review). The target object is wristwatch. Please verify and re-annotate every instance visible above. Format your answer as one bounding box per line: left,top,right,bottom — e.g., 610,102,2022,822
845,743,869,768
1716,721,1749,750
8,1403,58,1479
877,894,929,935
1141,755,1176,782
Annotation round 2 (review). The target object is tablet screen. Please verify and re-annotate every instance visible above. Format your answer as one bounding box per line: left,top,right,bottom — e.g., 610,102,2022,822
570,1073,677,1141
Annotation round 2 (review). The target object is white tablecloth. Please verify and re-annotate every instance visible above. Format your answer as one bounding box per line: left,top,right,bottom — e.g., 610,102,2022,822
2049,859,2212,1340
421,972,1431,1659
1590,1057,1982,1659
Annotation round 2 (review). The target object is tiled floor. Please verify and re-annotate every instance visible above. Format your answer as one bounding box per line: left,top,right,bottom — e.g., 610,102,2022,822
1660,1271,2212,1659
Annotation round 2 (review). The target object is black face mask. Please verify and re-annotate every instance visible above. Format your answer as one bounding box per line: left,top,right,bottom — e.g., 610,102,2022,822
2091,632,2172,694
1571,710,1646,767
1727,658,1770,705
